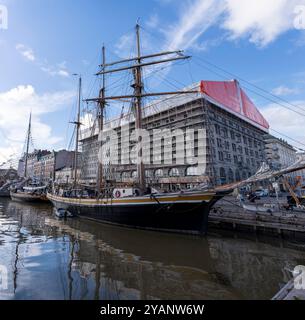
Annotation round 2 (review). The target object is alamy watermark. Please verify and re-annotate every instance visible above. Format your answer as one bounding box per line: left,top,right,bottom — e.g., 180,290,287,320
293,265,305,290
0,4,8,30
98,126,208,175
0,265,8,291
294,5,305,30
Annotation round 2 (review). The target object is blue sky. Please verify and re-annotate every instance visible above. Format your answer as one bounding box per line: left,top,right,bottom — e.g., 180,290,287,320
1,0,305,166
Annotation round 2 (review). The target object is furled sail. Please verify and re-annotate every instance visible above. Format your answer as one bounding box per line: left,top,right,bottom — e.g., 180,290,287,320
216,156,305,192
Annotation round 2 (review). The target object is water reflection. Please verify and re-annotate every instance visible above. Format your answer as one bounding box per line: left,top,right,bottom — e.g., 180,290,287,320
0,199,304,300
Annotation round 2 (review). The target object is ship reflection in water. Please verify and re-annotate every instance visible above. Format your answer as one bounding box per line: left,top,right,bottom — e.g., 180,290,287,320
0,199,305,300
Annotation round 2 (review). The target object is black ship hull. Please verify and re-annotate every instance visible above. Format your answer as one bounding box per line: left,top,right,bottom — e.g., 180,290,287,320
47,192,220,235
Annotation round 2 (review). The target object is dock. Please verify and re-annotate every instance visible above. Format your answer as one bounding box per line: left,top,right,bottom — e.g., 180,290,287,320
209,196,305,239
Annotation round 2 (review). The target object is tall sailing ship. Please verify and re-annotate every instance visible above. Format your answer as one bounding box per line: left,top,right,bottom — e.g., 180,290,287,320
10,114,48,203
47,25,305,234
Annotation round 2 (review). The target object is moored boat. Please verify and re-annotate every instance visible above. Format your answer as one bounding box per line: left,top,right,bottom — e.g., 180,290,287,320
47,189,222,234
10,186,49,203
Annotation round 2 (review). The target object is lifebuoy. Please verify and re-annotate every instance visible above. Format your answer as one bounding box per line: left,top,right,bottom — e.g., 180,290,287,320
115,190,121,198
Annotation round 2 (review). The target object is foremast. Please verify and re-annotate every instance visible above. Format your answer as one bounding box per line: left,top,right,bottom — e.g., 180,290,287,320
71,76,82,188
24,113,32,178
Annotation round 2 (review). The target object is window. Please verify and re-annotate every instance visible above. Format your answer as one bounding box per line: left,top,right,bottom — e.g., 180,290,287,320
217,138,222,148
248,138,253,148
228,169,234,183
223,128,228,138
218,151,224,161
235,170,241,181
220,168,226,184
169,168,180,177
145,170,153,178
232,143,237,152
186,166,200,176
121,172,130,179
155,169,164,178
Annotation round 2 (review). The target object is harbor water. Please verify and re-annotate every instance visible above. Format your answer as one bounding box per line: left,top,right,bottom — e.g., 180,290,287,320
0,198,304,300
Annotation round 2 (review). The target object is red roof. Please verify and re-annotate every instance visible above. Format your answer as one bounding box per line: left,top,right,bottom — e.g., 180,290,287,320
200,80,269,130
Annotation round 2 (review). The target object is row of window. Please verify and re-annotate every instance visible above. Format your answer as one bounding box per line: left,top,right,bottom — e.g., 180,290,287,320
120,166,201,179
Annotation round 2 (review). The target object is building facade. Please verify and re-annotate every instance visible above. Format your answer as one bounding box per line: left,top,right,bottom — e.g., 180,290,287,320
264,134,298,185
80,80,269,189
19,149,75,183
55,166,81,185
264,135,297,170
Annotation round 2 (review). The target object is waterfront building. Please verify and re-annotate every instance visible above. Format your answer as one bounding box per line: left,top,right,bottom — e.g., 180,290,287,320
264,134,298,185
19,149,75,183
295,152,305,186
25,150,51,180
80,80,269,188
55,166,81,185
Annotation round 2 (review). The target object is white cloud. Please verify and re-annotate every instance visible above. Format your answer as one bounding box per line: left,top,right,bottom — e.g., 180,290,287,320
16,44,70,78
165,0,224,50
146,14,160,29
223,0,303,47
262,101,305,148
0,85,74,164
271,85,300,96
40,64,70,78
16,44,36,62
148,0,305,52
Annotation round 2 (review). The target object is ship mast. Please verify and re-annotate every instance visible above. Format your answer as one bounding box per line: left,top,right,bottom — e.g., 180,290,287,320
24,113,32,178
97,46,106,194
134,24,145,191
72,76,82,188
85,24,197,193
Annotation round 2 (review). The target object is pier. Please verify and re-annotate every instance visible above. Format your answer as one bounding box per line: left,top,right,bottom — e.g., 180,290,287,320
209,196,305,239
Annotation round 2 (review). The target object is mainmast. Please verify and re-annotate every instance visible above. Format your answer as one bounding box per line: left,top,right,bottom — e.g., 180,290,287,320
24,113,32,178
85,24,197,193
72,76,82,187
134,24,145,191
97,46,106,194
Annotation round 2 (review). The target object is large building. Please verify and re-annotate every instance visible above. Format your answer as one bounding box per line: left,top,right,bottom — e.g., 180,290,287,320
264,135,297,170
19,150,75,183
80,80,269,188
264,134,298,185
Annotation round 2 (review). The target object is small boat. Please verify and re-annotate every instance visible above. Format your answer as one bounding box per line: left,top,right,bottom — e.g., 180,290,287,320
10,186,48,203
242,203,275,214
54,208,74,219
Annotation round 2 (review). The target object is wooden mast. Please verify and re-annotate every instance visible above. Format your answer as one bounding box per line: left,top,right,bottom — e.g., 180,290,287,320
134,24,145,192
24,113,32,178
97,46,106,195
73,76,82,187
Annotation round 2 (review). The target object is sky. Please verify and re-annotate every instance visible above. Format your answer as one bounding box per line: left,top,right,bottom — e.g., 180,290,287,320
1,0,305,166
